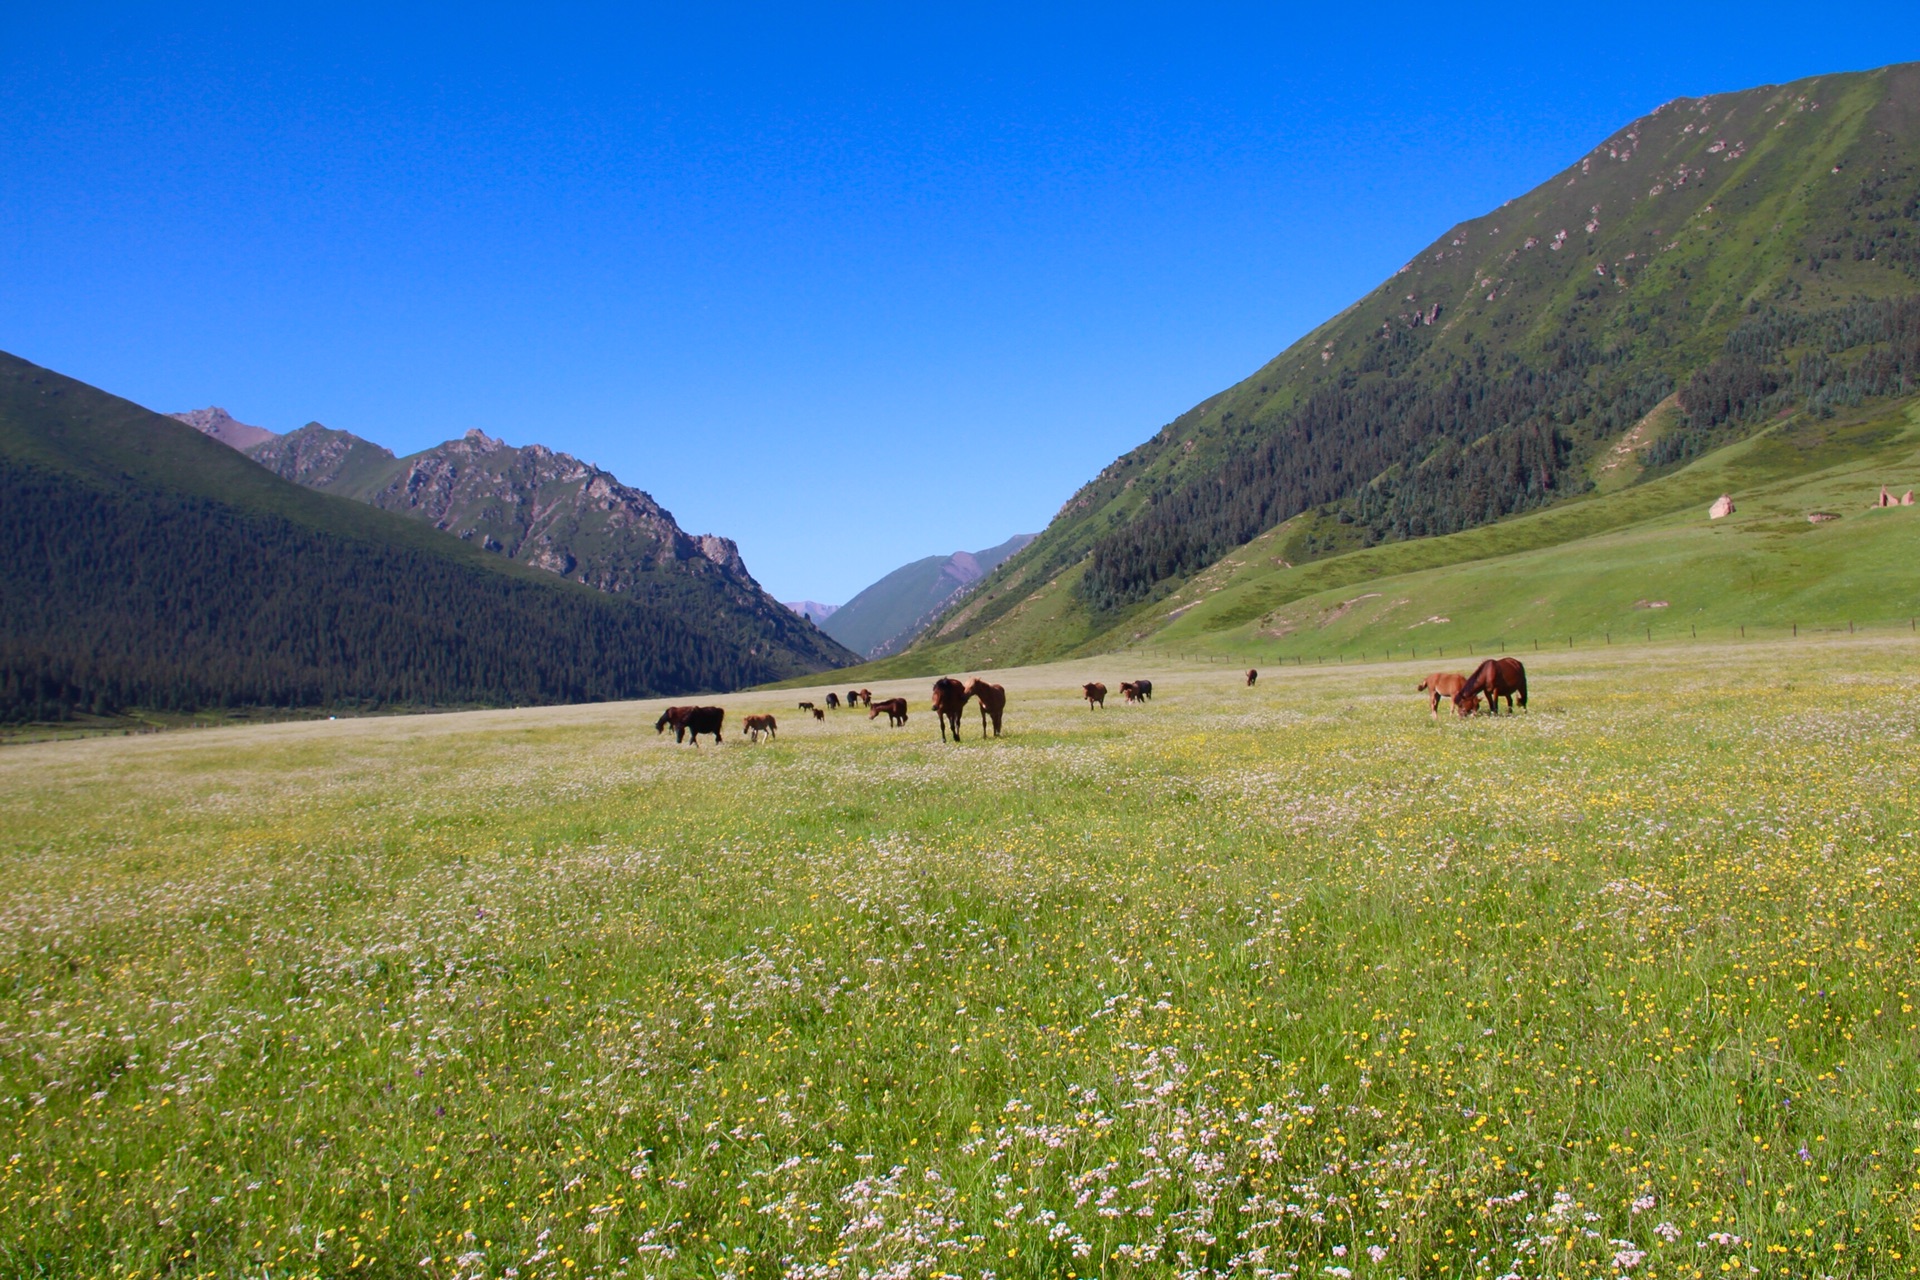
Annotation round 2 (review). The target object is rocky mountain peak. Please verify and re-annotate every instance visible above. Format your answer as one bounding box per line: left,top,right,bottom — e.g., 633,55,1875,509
170,407,278,452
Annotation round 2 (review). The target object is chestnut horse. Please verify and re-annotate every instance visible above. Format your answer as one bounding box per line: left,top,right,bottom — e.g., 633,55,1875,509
1453,658,1528,717
857,688,873,707
869,697,909,727
1416,672,1468,719
1083,682,1107,709
966,678,1006,737
743,713,777,742
931,677,970,742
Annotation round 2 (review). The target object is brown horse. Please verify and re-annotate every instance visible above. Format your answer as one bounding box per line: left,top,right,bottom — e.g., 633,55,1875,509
931,677,970,742
857,688,873,707
811,707,826,721
1416,672,1468,719
1246,669,1258,687
825,692,840,710
847,689,864,709
797,700,815,712
1083,681,1107,709
966,678,1006,737
743,713,777,742
1120,679,1154,703
869,697,908,727
1453,658,1528,717
657,705,724,744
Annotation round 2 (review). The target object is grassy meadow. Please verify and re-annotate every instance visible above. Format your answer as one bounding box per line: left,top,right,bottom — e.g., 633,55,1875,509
3,639,1920,1279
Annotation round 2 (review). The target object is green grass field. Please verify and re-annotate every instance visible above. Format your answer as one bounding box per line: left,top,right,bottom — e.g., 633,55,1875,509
4,639,1919,1279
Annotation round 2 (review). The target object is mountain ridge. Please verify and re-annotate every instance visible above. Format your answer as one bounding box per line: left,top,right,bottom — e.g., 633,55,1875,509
820,534,1035,659
903,60,1920,668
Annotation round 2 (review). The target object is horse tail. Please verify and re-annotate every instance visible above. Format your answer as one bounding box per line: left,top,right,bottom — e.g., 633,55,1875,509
1517,663,1529,709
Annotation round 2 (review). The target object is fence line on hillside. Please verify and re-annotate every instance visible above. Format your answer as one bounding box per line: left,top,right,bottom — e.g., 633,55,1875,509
1119,616,1920,670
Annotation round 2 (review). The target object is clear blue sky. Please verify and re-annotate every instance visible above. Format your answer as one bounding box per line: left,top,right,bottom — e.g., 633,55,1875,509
4,4,1917,602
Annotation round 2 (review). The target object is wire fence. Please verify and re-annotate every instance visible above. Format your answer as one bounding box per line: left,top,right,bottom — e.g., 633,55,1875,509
1121,616,1920,669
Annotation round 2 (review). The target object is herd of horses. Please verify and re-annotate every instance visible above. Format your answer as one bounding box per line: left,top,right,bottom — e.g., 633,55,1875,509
652,656,1530,745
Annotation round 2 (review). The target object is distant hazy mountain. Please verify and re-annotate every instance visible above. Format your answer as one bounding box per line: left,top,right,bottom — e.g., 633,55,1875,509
784,600,839,624
821,534,1035,659
226,420,853,670
170,407,278,451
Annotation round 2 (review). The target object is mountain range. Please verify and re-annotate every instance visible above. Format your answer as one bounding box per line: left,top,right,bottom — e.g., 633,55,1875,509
889,61,1920,668
807,535,1035,659
0,358,853,723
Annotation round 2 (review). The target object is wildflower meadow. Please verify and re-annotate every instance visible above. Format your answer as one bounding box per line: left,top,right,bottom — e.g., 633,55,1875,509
2,638,1917,1279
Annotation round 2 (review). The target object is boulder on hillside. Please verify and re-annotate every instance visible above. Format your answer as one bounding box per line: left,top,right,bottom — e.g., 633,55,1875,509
1708,494,1735,519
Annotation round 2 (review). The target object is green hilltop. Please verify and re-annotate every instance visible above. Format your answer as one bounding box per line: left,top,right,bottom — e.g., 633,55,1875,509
886,61,1920,674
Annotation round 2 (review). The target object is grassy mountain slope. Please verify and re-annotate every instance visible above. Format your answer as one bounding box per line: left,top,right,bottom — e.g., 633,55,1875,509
0,352,851,721
910,61,1920,669
820,534,1035,658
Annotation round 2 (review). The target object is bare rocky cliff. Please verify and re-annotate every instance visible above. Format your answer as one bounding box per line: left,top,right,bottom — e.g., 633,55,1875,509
170,407,278,451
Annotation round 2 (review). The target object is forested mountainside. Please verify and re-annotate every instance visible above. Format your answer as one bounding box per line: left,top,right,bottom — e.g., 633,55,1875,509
227,420,847,667
821,534,1035,658
0,353,851,723
912,61,1920,665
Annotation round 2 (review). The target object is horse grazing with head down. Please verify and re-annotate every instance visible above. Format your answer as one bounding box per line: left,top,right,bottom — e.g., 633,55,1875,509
869,698,909,727
656,705,725,744
931,677,970,742
965,678,1006,737
857,688,873,708
1246,669,1258,687
743,713,777,742
825,692,840,710
1083,682,1106,709
1453,658,1528,717
1416,672,1469,720
811,707,826,721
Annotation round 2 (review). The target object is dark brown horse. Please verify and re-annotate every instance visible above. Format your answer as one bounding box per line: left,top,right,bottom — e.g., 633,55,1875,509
1416,672,1468,720
869,697,909,727
811,707,826,721
966,678,1006,737
1083,681,1107,709
847,689,865,709
931,677,970,742
797,700,815,712
1453,658,1527,717
1120,679,1154,703
743,713,777,742
657,705,725,744
1246,669,1258,687
825,692,840,710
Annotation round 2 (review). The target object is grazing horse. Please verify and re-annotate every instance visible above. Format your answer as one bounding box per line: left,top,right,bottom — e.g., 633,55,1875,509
825,692,840,710
811,707,826,720
858,688,873,707
743,713,777,742
657,705,724,744
869,697,909,727
1083,681,1107,709
931,677,970,743
797,700,815,712
965,678,1006,737
1120,679,1154,703
1416,672,1469,720
1246,669,1258,687
1453,658,1528,717
847,689,864,709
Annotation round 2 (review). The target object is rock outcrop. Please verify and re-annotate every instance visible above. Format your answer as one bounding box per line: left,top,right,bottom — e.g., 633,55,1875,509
242,422,855,668
170,407,278,452
1709,494,1735,519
